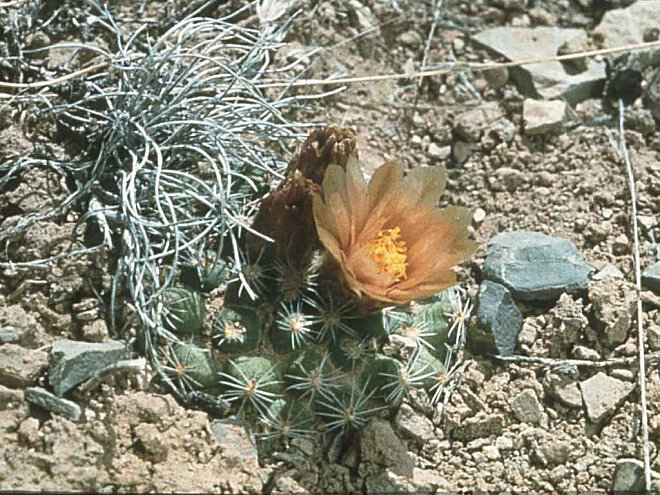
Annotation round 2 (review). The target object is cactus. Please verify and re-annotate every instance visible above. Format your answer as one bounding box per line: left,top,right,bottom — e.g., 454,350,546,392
313,380,383,434
270,301,318,354
171,342,218,389
329,335,372,370
218,356,283,413
284,351,336,400
262,397,315,440
0,0,479,448
359,354,401,402
162,288,206,335
213,306,262,353
180,259,228,293
313,295,357,342
415,293,455,354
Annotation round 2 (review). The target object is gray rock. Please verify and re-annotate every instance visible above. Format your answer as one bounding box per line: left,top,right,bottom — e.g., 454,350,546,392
483,231,595,301
580,372,633,422
642,261,660,293
611,368,635,382
452,140,474,163
25,386,82,422
523,99,567,135
211,417,258,464
493,167,524,192
470,280,522,357
612,458,645,493
452,412,504,441
518,320,538,346
543,372,583,409
427,143,450,160
648,325,660,352
536,439,571,467
454,102,504,142
592,263,625,282
483,66,509,89
510,388,543,424
0,384,24,410
49,339,128,396
472,27,605,103
395,403,436,446
0,305,39,345
645,72,660,121
399,30,422,48
573,345,601,361
348,0,376,31
0,344,48,388
495,436,514,450
412,468,452,492
473,208,487,225
594,1,660,56
589,278,635,347
0,327,18,344
483,445,500,460
361,418,414,478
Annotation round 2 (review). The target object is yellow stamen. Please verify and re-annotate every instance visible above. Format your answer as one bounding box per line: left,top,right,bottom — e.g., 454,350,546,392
368,227,408,282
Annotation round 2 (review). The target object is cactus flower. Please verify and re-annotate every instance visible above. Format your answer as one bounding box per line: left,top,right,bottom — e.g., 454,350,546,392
313,157,476,307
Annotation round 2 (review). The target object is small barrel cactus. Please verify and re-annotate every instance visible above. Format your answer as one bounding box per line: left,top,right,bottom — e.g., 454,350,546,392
213,306,262,353
172,342,218,389
180,259,228,293
219,356,283,412
162,288,205,335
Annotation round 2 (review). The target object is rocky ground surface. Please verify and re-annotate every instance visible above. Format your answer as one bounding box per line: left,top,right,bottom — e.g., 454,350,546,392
1,0,659,493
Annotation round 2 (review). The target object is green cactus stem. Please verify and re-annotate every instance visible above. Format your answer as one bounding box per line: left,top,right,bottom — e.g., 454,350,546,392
213,306,262,353
162,287,205,335
172,342,217,389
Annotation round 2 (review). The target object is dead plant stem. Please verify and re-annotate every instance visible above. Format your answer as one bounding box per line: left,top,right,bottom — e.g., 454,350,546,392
618,98,651,492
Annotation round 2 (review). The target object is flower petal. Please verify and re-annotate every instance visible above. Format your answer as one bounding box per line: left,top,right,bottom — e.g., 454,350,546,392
402,165,447,206
322,164,348,204
400,206,476,290
367,160,404,210
328,192,351,249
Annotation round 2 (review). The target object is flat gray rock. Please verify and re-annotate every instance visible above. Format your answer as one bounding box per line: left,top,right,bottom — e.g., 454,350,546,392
523,99,567,135
0,344,48,388
612,458,645,493
211,417,258,464
483,231,595,301
0,327,18,344
361,417,414,478
470,281,522,357
472,27,605,103
580,372,632,423
49,339,128,396
25,386,82,422
510,388,543,424
594,1,660,53
642,261,660,294
543,372,583,409
395,403,436,446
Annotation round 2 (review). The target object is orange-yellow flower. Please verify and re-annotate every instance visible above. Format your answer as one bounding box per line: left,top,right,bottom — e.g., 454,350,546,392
313,157,477,306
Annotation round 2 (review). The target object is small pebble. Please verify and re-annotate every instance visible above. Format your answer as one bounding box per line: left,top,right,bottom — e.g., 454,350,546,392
638,215,656,230
428,142,451,160
496,436,514,450
483,445,500,460
473,208,487,225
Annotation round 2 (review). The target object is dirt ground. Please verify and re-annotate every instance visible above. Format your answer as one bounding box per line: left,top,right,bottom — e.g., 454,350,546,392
1,0,659,493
